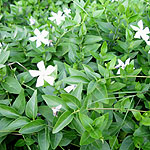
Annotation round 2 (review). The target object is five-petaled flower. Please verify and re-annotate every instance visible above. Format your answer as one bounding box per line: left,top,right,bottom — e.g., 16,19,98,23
64,8,71,17
29,28,49,48
64,85,77,93
29,61,56,87
115,58,130,74
48,11,65,25
51,105,62,117
130,20,150,44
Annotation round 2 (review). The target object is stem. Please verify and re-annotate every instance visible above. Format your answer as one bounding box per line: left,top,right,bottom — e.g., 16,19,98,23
22,83,35,91
88,108,147,113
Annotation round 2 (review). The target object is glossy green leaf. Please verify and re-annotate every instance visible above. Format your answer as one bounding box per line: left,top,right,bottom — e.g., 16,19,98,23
42,95,68,110
51,132,63,149
25,90,37,120
0,51,10,64
12,89,26,114
61,93,81,109
79,113,93,132
38,127,50,150
53,111,74,134
19,119,45,134
0,104,20,118
120,135,135,150
1,77,22,94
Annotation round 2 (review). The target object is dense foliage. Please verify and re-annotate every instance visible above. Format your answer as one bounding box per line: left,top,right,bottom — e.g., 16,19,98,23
0,0,150,149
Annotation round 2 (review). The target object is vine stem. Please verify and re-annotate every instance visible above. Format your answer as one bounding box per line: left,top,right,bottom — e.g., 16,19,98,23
88,107,147,113
7,62,28,71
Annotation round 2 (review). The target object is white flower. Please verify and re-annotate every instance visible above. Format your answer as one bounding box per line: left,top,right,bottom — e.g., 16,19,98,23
130,20,150,42
29,61,56,87
51,105,62,117
115,58,130,74
48,11,65,25
29,16,36,26
29,28,49,48
64,8,71,17
148,50,150,54
64,85,77,93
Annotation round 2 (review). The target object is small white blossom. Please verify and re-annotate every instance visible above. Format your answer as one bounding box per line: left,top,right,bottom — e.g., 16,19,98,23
51,105,62,117
29,61,56,87
64,8,71,17
48,11,65,25
29,16,36,25
29,28,49,48
115,58,130,74
130,20,150,42
64,85,77,93
148,50,150,54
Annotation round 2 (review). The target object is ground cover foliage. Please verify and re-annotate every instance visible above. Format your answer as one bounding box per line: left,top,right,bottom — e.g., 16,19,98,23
1,0,150,149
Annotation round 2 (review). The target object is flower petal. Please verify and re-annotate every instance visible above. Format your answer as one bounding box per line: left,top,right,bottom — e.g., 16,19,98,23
134,31,141,39
36,76,44,87
138,20,143,29
41,38,49,45
48,16,55,21
125,58,130,66
115,59,124,68
64,85,76,93
29,70,41,77
141,34,149,41
41,30,49,37
143,27,150,34
51,104,62,116
36,40,42,48
34,28,41,36
117,69,120,74
37,61,45,72
29,36,37,42
45,65,56,75
130,25,139,31
44,76,55,86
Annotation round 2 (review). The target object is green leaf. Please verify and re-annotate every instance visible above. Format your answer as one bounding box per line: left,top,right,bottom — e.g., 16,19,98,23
72,83,83,101
71,117,85,134
114,112,135,133
51,132,63,149
19,119,45,134
83,64,101,80
141,117,150,126
80,131,95,145
92,82,108,104
63,76,89,84
0,104,20,118
120,135,135,150
84,35,102,44
134,126,150,137
38,127,50,150
1,76,22,94
6,117,30,131
53,111,74,134
61,94,81,109
79,113,93,132
42,95,68,110
25,90,37,120
0,117,30,137
0,51,10,64
93,10,104,18
90,128,102,139
132,111,141,121
108,82,126,92
101,41,107,56
12,89,26,114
